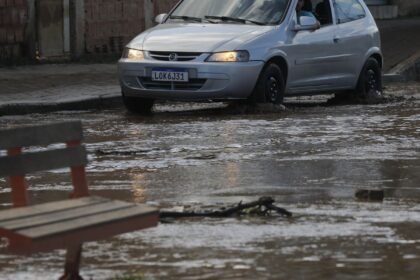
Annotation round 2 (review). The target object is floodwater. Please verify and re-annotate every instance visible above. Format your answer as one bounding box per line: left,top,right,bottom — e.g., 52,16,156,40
0,84,420,279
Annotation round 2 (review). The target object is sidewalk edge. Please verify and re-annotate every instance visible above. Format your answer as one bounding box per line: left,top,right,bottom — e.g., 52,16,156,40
0,96,122,116
385,51,420,82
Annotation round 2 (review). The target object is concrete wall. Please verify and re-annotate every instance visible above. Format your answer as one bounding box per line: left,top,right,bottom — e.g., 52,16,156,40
390,0,420,17
0,0,180,61
154,0,178,15
69,0,85,58
83,0,178,56
0,0,28,61
1,0,80,62
84,0,144,55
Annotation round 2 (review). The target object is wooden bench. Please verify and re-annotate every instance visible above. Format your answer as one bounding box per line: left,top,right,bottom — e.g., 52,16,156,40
0,121,159,279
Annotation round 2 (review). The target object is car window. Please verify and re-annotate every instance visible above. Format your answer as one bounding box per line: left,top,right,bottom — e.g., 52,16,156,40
312,0,333,26
333,0,366,24
169,0,291,25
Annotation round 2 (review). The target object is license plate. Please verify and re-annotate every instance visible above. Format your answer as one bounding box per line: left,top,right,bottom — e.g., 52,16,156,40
151,68,189,82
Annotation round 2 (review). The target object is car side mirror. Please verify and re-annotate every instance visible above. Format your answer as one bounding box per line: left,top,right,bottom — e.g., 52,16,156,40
154,13,168,24
293,16,319,31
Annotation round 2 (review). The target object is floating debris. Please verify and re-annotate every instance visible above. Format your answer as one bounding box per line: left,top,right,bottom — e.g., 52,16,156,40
160,196,292,219
355,189,385,202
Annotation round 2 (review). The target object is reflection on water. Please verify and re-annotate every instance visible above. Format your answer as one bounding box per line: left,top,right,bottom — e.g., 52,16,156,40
225,161,240,188
131,174,147,204
0,86,420,279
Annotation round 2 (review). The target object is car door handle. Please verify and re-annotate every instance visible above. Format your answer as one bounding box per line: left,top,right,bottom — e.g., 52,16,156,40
333,37,340,43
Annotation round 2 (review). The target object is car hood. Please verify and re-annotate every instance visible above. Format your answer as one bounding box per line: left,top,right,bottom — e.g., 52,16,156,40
128,23,273,52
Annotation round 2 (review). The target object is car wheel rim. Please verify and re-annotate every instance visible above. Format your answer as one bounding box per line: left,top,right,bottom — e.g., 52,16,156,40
267,76,279,103
366,69,377,92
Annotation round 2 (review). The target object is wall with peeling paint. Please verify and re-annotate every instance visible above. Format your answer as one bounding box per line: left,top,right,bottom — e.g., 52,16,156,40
83,0,178,56
0,0,28,61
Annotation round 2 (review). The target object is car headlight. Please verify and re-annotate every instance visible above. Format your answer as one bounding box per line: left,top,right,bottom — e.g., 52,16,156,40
122,48,145,60
206,51,250,62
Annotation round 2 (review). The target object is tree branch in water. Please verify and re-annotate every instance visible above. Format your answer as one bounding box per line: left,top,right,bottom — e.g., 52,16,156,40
160,196,292,219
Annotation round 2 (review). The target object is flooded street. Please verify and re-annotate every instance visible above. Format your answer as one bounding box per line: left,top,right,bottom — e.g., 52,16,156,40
1,84,420,279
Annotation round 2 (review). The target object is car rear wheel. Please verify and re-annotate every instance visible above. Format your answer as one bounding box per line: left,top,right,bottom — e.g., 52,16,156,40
354,57,382,99
249,63,285,104
122,93,155,115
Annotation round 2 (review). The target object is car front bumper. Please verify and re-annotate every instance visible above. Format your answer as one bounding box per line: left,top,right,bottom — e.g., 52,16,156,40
118,59,264,101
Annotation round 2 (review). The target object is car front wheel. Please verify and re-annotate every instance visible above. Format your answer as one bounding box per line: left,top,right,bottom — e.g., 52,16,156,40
249,63,285,104
122,93,155,115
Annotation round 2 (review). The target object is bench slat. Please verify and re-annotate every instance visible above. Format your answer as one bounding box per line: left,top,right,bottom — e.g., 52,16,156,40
6,208,159,255
1,199,135,231
0,121,83,149
19,204,158,239
0,146,87,177
0,197,107,223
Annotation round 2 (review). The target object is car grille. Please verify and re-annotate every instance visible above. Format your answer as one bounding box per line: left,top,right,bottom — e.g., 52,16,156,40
138,77,206,90
148,51,202,61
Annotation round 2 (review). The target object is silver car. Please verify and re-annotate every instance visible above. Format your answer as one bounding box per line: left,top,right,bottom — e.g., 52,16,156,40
118,0,382,114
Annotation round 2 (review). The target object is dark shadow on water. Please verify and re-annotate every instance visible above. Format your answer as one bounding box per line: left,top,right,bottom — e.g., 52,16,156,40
122,91,413,123
123,102,288,122
325,90,408,106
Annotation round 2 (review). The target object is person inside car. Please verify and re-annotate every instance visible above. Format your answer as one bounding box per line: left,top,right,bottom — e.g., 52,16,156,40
296,0,321,28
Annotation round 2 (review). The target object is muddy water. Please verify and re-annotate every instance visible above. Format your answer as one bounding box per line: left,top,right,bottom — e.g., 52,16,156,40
0,85,420,279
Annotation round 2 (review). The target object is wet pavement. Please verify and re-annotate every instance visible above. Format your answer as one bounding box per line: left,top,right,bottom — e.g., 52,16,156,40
0,84,420,279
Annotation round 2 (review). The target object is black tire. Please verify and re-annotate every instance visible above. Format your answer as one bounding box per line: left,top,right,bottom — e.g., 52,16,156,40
122,94,154,115
249,63,285,105
354,57,382,99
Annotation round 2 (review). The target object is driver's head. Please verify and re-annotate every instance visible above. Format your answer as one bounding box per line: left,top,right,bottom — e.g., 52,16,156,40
296,0,305,12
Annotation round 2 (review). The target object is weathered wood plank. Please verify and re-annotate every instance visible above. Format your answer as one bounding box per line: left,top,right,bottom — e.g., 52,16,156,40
8,212,159,254
0,197,107,223
19,204,159,239
0,121,83,149
0,146,87,177
1,200,135,231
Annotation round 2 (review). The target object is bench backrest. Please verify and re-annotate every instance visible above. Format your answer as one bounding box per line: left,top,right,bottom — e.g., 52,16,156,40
0,121,89,208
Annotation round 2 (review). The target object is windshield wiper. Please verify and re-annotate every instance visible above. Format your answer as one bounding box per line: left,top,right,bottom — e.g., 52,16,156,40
204,15,266,25
169,15,203,22
243,19,266,25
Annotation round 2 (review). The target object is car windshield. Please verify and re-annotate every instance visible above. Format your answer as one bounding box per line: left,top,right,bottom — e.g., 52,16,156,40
169,0,291,25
